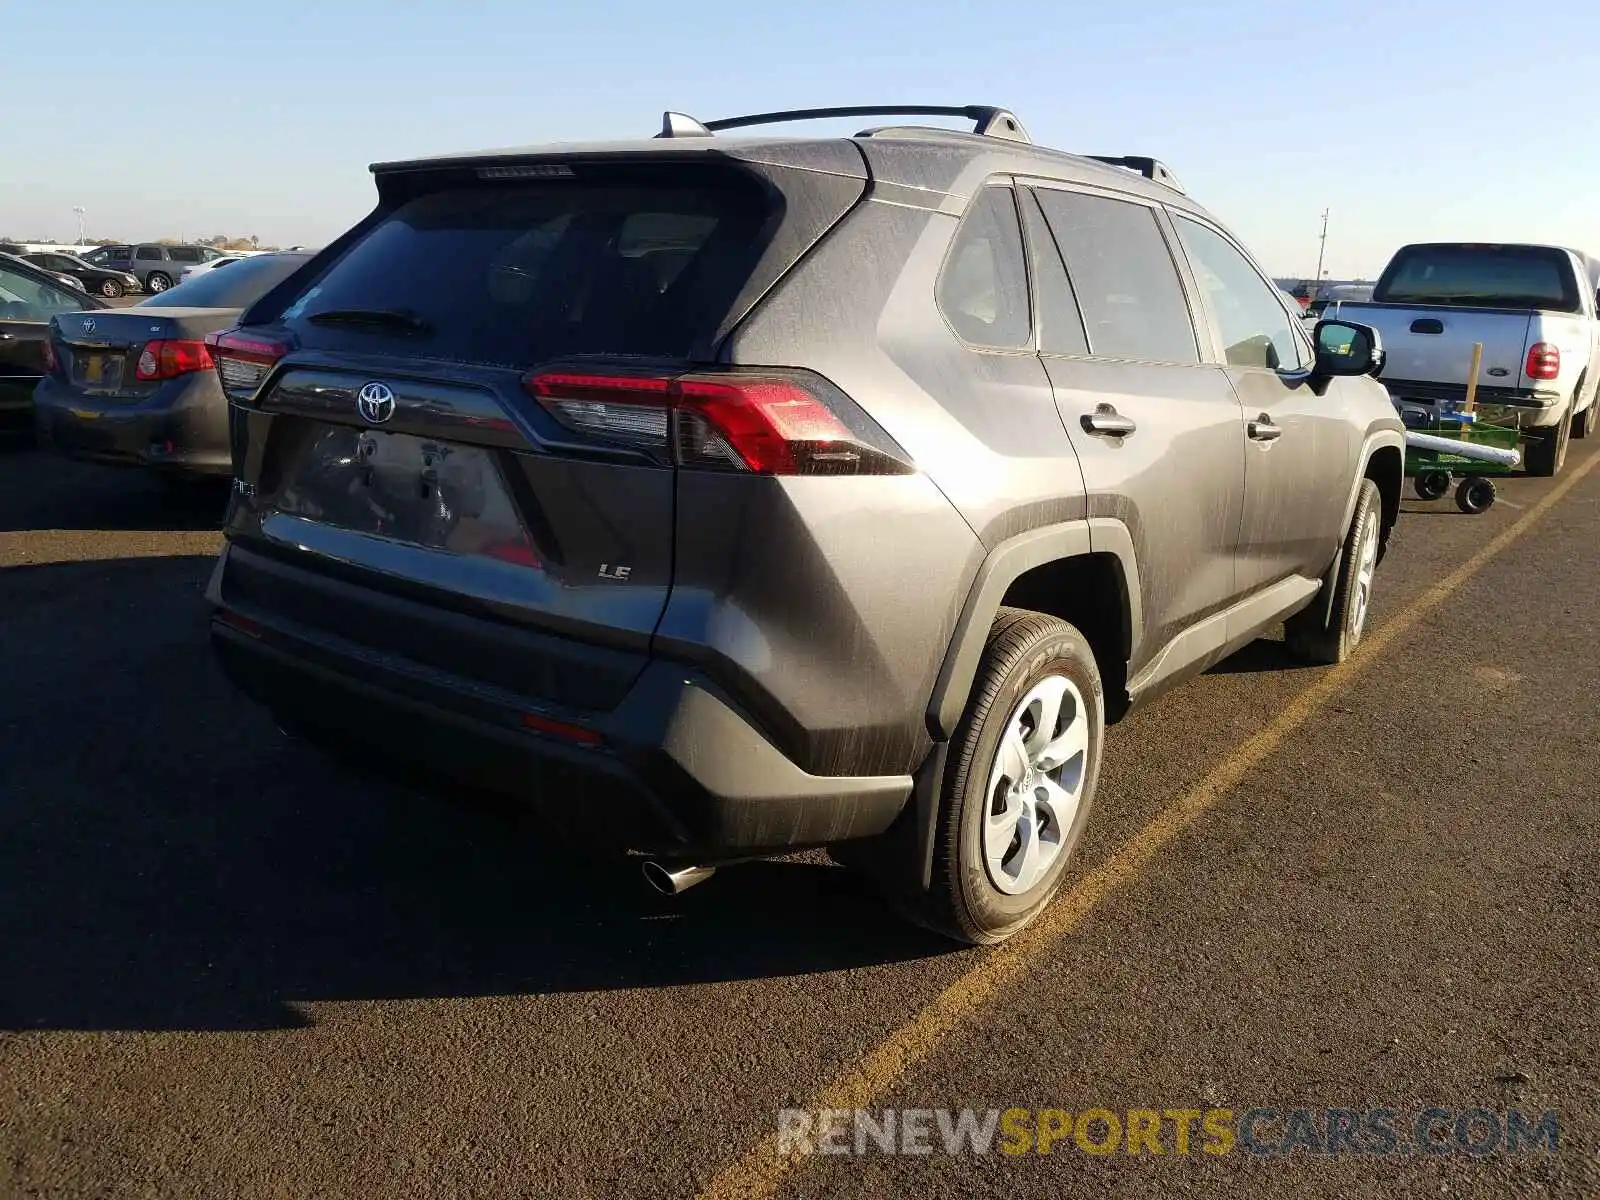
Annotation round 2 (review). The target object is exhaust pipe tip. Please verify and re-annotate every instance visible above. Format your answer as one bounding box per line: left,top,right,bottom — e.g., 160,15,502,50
642,861,716,896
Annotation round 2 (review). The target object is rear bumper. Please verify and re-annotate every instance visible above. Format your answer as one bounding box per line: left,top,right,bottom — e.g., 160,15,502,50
206,547,912,859
1382,379,1567,430
33,374,231,475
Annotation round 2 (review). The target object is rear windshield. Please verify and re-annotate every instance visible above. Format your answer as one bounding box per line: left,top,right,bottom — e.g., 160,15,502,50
139,253,312,309
276,172,769,366
1374,244,1580,311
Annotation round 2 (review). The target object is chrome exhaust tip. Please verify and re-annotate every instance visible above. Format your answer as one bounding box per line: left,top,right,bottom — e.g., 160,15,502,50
642,861,716,896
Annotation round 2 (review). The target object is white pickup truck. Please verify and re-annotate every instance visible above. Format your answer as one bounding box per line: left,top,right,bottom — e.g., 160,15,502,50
1327,242,1600,475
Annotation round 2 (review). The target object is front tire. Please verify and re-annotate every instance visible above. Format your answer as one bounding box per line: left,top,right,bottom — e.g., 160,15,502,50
98,279,123,298
1574,396,1596,440
145,272,172,294
1285,478,1382,665
897,609,1104,945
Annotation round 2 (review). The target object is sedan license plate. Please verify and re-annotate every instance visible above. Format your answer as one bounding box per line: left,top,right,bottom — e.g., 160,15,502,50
76,353,123,390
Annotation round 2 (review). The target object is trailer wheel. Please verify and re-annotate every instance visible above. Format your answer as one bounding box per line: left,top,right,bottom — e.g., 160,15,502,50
1414,471,1451,501
1455,477,1496,514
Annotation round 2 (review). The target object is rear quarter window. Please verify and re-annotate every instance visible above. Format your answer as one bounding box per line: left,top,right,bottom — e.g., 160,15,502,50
1375,245,1580,311
276,172,770,367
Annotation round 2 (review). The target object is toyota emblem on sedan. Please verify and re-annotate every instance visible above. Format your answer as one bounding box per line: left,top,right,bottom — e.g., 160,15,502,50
356,381,396,425
81,318,95,335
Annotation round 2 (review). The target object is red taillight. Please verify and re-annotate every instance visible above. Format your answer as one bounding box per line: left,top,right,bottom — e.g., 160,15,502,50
134,339,214,381
1525,342,1560,381
205,329,292,401
524,369,912,476
519,711,604,746
41,338,58,372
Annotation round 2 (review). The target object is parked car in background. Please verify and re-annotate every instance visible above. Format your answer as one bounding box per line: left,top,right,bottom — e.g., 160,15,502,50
18,251,142,298
0,254,108,433
201,103,1404,945
179,255,245,282
32,251,314,475
1327,242,1600,475
1,250,85,294
80,243,225,294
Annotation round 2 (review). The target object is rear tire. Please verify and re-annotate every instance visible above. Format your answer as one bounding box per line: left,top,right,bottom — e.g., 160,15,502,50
1522,413,1570,477
1285,478,1382,665
145,272,172,293
98,279,123,298
885,608,1104,946
1413,470,1451,501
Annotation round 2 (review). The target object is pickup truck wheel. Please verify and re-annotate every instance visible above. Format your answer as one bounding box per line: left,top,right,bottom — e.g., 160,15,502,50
1523,413,1570,477
889,608,1104,945
1285,479,1382,665
1574,395,1596,440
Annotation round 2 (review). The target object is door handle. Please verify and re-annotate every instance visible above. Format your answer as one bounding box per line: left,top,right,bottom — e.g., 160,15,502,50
1082,405,1136,437
1247,415,1282,442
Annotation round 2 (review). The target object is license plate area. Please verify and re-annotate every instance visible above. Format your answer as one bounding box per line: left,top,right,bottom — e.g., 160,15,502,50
71,350,124,391
269,425,537,561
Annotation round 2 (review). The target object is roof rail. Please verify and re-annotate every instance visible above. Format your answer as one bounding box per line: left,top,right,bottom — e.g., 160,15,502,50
1083,155,1185,194
655,105,1030,144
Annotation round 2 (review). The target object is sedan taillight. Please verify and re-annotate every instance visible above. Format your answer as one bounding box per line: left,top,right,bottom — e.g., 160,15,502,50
135,339,214,381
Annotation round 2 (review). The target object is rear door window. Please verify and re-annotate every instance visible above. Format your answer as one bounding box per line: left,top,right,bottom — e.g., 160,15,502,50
168,246,201,264
277,171,770,365
936,186,1032,350
1033,189,1198,364
136,246,163,261
1373,244,1579,311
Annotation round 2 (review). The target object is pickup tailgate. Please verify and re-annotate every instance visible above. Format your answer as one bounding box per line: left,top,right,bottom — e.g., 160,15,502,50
1333,301,1533,390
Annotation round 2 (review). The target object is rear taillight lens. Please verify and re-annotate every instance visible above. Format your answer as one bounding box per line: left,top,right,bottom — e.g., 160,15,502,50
41,338,57,372
205,329,292,401
524,369,914,476
1525,342,1560,381
134,339,214,381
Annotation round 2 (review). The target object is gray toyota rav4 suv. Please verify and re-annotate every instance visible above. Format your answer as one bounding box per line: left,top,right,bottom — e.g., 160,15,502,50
205,105,1404,944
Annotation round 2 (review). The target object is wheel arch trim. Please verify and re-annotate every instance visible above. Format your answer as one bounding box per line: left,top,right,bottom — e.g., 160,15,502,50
926,518,1141,742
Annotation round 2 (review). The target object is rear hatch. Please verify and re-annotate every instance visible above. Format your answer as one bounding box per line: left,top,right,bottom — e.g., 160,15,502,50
214,153,868,712
1362,244,1579,391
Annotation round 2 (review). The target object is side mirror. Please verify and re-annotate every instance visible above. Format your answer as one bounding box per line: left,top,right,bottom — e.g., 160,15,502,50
1313,319,1384,380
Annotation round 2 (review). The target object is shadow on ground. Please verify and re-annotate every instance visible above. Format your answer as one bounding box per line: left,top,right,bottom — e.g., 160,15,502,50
0,446,229,533
0,555,952,1034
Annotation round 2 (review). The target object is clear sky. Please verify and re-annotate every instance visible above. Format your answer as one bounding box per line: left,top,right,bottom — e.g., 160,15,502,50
7,0,1599,279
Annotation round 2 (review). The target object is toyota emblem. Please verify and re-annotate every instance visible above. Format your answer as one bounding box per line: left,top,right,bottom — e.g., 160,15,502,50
82,318,96,335
356,381,396,425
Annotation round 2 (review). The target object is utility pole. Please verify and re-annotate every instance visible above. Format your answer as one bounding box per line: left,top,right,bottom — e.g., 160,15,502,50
72,206,86,245
1312,208,1330,297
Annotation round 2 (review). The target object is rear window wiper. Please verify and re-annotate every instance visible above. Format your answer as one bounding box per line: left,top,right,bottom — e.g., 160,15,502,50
306,308,431,335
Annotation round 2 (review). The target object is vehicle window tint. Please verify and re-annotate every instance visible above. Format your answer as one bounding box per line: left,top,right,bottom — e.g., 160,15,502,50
937,186,1032,350
1033,189,1197,363
1373,244,1579,311
277,170,770,365
169,247,201,263
0,262,85,321
139,253,313,309
1021,190,1088,356
136,246,163,261
1174,216,1307,371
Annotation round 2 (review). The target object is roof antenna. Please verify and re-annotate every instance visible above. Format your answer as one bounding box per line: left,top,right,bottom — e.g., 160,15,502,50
657,111,713,139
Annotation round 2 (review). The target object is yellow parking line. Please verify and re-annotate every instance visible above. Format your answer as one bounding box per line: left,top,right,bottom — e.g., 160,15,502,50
698,449,1600,1200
